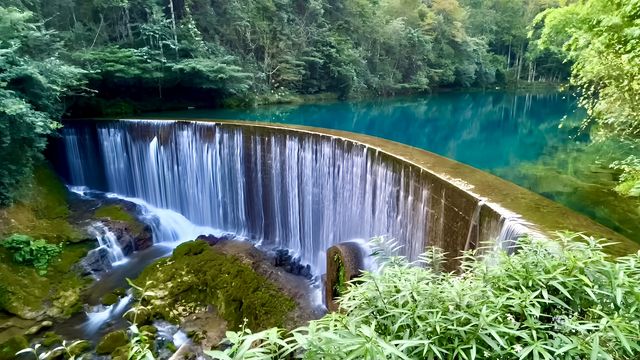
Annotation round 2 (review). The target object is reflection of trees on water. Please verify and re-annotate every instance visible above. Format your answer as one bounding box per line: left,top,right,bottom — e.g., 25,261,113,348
496,139,640,244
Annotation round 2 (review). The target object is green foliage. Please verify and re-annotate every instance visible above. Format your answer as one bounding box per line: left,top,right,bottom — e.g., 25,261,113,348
610,155,640,197
17,339,94,360
535,0,640,138
1,234,62,275
210,234,640,359
332,254,347,298
0,6,85,205
128,324,155,360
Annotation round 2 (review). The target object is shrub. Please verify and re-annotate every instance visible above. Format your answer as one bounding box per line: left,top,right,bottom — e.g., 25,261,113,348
611,155,640,197
1,234,62,275
209,234,640,359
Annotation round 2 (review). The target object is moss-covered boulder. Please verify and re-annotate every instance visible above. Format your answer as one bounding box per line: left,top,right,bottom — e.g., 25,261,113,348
93,205,153,254
0,241,91,320
101,293,120,306
96,330,128,355
0,165,91,321
67,340,92,357
110,344,131,360
134,240,295,330
123,307,152,325
41,331,63,347
0,167,85,244
0,335,28,360
112,287,127,297
139,325,157,335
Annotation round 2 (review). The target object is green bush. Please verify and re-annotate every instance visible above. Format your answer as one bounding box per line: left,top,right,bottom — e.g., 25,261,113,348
610,155,640,197
1,234,62,275
209,234,640,359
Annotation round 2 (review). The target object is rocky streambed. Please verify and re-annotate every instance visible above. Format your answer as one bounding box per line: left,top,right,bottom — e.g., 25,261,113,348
1,181,324,360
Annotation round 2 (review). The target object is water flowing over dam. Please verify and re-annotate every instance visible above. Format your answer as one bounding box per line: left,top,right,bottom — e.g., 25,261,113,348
54,119,635,272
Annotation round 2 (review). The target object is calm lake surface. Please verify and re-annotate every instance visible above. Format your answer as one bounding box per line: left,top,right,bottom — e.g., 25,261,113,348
147,91,640,246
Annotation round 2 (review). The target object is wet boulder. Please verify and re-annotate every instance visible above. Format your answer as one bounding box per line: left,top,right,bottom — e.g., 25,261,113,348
76,247,113,276
195,233,235,246
273,249,313,279
96,330,128,355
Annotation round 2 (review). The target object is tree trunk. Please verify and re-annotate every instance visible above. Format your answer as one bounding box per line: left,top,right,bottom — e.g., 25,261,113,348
168,0,179,60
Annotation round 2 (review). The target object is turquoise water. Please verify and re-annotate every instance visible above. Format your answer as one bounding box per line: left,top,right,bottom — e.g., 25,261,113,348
150,91,582,171
147,91,640,244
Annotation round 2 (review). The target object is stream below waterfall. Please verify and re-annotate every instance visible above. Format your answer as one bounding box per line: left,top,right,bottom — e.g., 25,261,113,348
51,187,324,344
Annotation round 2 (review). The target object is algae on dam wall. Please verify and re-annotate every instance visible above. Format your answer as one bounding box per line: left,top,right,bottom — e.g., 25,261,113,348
54,119,638,272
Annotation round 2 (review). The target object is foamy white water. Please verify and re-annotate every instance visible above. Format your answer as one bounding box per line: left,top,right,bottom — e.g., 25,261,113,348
62,120,527,274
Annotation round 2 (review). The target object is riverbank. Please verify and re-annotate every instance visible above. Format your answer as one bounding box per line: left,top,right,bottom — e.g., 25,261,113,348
65,81,565,119
0,168,323,359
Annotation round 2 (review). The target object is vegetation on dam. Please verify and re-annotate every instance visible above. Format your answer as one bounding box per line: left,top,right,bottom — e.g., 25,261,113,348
0,0,639,359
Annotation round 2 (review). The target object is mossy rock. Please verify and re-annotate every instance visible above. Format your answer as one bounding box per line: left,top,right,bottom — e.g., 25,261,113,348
42,331,63,347
0,166,84,244
67,340,92,356
112,287,127,297
124,307,152,325
94,205,144,234
0,164,90,321
134,240,295,330
140,325,157,335
0,242,91,319
101,293,120,306
110,344,131,360
96,330,128,355
0,335,28,360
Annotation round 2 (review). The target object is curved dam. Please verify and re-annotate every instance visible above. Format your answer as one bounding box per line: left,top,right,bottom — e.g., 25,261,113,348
53,119,638,272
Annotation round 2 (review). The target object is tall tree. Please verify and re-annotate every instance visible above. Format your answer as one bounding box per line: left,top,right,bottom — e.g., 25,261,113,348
0,6,85,205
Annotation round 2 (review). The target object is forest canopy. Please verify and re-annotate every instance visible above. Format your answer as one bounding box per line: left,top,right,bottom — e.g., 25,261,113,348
0,0,572,205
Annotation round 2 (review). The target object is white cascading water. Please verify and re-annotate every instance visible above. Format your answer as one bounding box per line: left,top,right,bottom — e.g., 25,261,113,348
85,294,132,334
61,120,526,274
87,222,127,266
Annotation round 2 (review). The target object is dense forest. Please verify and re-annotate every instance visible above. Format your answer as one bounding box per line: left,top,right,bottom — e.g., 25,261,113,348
1,0,639,203
1,0,574,205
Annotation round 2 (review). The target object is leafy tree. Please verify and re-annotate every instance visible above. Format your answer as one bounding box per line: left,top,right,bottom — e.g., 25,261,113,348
534,0,640,195
0,6,85,205
535,0,640,138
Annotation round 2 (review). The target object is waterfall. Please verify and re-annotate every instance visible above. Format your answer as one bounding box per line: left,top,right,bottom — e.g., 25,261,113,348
59,120,524,274
87,222,127,266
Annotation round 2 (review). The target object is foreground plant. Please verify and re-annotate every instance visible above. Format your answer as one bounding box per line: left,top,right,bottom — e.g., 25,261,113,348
209,233,640,359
